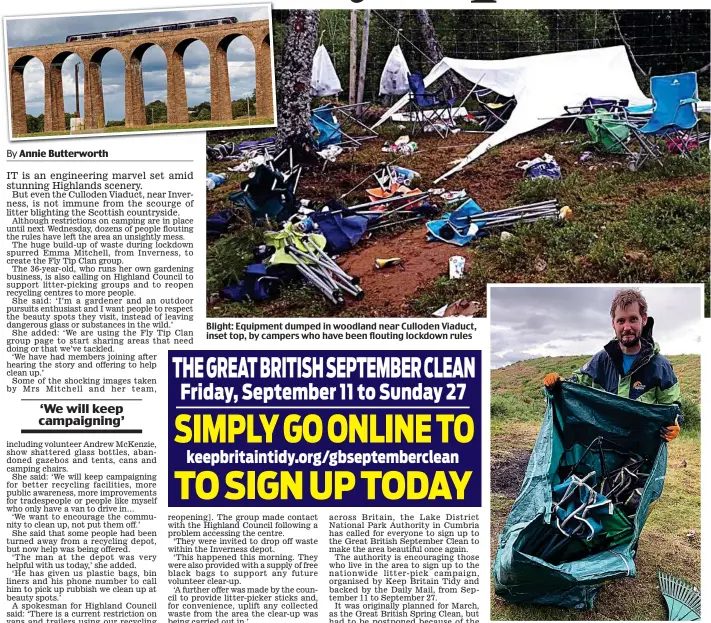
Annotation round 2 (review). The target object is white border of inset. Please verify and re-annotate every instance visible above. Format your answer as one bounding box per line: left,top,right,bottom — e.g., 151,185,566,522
4,3,277,141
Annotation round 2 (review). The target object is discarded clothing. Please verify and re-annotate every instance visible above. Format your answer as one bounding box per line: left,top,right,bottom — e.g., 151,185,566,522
206,210,236,237
221,263,299,303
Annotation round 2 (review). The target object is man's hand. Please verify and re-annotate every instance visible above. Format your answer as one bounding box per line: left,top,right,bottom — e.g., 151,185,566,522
544,372,561,391
661,417,680,442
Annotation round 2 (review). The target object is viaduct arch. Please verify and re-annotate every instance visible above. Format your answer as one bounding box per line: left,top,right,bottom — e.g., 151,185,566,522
8,20,273,135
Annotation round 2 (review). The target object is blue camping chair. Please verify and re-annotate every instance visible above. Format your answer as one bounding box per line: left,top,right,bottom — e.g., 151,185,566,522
311,105,343,149
407,73,457,138
311,103,379,152
563,97,629,134
627,72,704,170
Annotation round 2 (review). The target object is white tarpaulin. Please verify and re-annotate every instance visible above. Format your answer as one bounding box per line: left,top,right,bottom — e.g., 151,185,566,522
372,46,654,182
379,45,411,96
311,45,342,97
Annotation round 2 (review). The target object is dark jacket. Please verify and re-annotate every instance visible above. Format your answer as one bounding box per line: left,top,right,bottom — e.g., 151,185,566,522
570,318,680,405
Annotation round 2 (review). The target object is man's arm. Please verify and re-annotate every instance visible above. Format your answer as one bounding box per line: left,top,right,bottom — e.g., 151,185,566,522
656,365,681,405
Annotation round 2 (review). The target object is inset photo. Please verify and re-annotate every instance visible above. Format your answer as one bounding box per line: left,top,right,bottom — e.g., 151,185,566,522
5,5,275,139
488,284,701,620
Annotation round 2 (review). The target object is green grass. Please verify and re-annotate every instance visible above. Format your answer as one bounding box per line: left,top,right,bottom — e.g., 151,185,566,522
490,355,700,620
411,151,710,316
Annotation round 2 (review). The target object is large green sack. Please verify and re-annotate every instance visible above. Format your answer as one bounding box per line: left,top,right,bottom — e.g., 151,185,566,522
493,382,679,610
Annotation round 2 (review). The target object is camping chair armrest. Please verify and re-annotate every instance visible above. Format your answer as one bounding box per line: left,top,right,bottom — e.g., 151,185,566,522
680,97,699,105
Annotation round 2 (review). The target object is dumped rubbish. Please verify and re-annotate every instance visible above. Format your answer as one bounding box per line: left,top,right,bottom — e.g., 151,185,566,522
206,210,237,237
432,299,480,317
374,258,403,269
206,172,227,190
391,166,421,186
228,155,267,173
317,144,344,162
267,223,363,306
311,44,342,97
500,231,514,241
379,44,411,96
441,189,468,204
228,165,299,223
207,137,275,161
382,135,418,155
516,153,562,180
428,199,571,246
579,151,593,162
449,256,465,279
658,570,700,621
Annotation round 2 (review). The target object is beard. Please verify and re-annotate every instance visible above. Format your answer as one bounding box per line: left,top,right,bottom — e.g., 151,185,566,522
619,332,640,347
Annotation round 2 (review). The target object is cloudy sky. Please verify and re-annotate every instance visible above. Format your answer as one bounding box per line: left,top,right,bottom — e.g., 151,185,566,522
489,285,703,369
7,6,269,121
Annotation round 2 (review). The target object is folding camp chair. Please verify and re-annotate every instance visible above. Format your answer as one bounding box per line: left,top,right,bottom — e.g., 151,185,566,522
311,103,378,151
584,110,633,156
626,72,703,170
407,72,457,138
563,98,629,134
228,163,299,224
266,224,363,306
474,89,516,131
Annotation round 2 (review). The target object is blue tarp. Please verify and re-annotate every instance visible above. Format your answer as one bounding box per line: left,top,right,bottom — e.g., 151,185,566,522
312,212,369,253
426,198,484,246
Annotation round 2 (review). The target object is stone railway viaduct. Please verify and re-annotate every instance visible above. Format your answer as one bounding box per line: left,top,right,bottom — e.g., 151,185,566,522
8,20,273,135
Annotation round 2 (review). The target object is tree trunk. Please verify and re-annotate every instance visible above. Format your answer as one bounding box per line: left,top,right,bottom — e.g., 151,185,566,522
393,10,404,31
356,10,370,116
348,11,358,105
414,9,461,92
276,10,320,158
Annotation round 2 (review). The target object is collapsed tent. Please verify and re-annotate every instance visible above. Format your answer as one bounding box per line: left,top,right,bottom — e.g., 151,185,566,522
312,45,342,97
493,381,679,610
373,46,653,181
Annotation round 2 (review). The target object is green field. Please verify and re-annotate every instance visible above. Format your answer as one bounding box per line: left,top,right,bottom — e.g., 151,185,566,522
490,355,700,620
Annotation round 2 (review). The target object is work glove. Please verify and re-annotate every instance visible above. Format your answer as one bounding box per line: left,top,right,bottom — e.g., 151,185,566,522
543,372,561,391
661,417,680,442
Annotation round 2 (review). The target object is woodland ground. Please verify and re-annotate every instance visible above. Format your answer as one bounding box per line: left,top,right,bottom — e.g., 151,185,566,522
206,122,710,318
490,355,700,620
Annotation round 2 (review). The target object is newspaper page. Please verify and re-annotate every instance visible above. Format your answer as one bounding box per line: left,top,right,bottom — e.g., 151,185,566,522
1,2,706,623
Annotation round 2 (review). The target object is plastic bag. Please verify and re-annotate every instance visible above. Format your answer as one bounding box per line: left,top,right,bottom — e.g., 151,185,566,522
379,45,410,95
311,45,342,97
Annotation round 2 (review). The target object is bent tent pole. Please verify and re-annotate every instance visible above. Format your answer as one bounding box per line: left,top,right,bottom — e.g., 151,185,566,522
451,73,486,119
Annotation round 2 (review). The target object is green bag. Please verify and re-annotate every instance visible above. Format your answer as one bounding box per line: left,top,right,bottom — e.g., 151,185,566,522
585,110,630,154
493,382,679,610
